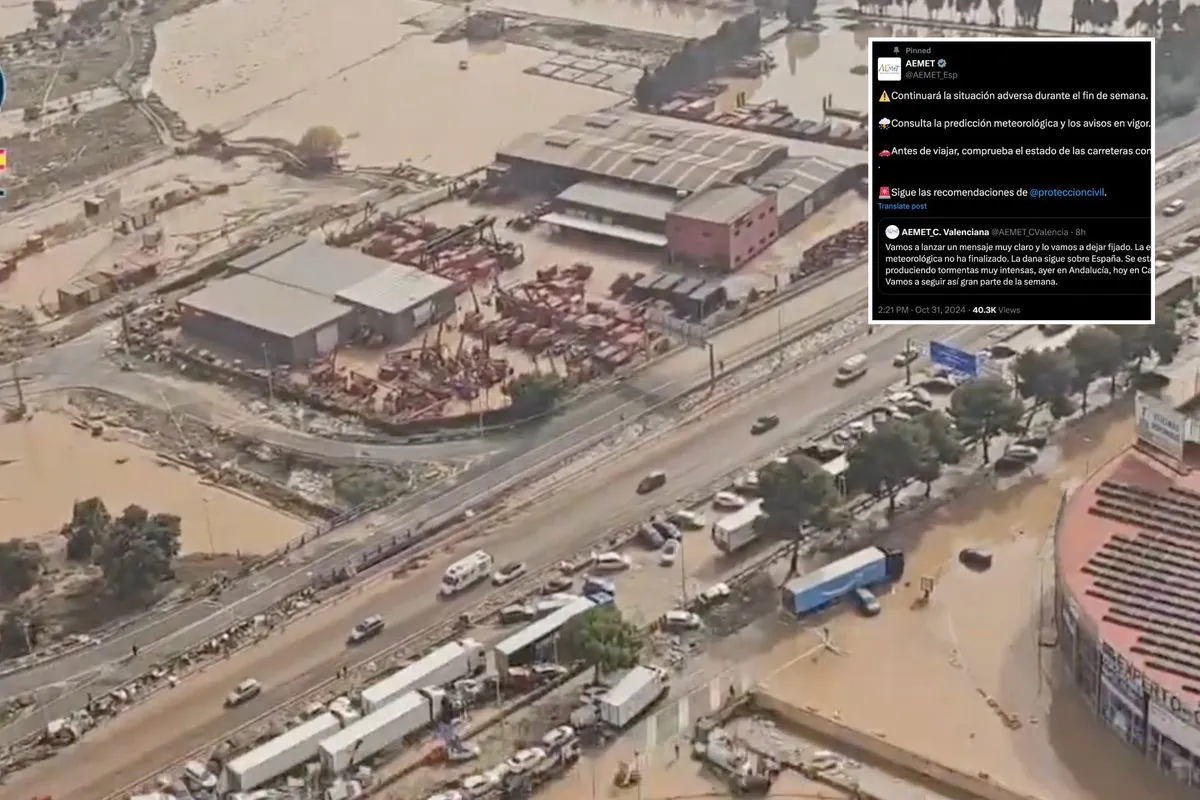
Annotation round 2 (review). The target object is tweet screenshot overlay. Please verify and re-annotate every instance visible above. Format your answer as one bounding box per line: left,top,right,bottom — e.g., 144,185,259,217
870,38,1155,325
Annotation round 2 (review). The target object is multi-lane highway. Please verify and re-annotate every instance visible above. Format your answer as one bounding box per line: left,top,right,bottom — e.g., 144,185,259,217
3,318,1001,800
0,271,869,706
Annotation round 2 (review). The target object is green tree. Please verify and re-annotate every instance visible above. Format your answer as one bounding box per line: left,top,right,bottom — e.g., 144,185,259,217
0,609,42,659
506,373,565,419
913,410,965,496
95,505,181,601
1106,303,1184,371
569,605,643,682
296,125,343,170
61,496,111,562
1013,348,1077,418
1068,326,1124,409
332,467,394,507
755,455,843,576
949,377,1024,463
846,420,933,515
0,540,44,600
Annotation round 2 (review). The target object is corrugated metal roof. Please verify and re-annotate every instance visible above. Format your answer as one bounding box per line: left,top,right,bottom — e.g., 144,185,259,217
751,156,850,217
541,213,668,248
335,264,453,316
252,241,390,298
556,182,679,222
670,184,765,225
495,595,595,659
497,110,787,193
227,235,309,273
179,273,352,338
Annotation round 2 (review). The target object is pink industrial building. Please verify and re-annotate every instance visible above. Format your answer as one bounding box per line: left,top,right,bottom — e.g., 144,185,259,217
665,185,778,272
493,110,862,273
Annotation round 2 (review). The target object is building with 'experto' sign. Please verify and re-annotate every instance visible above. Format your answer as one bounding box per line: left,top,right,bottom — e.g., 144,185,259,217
1054,393,1200,791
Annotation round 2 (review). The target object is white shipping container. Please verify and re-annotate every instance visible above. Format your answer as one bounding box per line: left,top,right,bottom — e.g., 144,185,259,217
319,690,442,774
599,666,669,730
361,639,484,713
224,712,342,791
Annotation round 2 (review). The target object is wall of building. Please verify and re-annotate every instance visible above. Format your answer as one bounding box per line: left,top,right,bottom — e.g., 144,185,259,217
1055,571,1200,792
180,311,312,365
351,285,457,344
665,192,777,272
729,193,778,270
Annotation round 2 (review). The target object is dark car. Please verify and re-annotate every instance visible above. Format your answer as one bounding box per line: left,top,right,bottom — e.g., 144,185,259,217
750,415,780,435
636,470,667,494
347,614,385,645
959,548,994,571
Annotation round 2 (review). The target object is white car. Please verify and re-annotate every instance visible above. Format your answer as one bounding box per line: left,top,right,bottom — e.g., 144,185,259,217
663,610,703,630
712,491,746,511
892,346,920,367
733,471,759,494
1165,199,1187,216
659,539,680,567
505,747,548,775
224,678,262,708
592,551,632,572
541,725,577,750
461,773,499,798
492,561,528,586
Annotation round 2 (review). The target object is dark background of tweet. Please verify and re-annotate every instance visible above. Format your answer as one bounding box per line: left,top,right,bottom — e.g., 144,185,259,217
870,39,1153,323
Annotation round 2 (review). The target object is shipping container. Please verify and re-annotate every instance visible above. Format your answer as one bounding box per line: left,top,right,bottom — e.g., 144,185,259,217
319,688,445,774
711,500,763,554
360,639,484,713
599,666,669,730
781,547,903,616
223,712,342,791
494,596,595,676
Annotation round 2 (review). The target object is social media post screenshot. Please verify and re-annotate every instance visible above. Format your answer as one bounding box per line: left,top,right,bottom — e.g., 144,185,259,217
869,37,1155,325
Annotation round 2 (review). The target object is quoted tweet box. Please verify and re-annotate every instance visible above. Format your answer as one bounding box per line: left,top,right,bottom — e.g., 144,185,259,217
868,37,1156,325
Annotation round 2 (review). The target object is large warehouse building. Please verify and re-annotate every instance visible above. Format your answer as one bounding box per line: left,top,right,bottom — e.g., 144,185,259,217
493,110,863,272
1055,394,1200,792
179,241,456,364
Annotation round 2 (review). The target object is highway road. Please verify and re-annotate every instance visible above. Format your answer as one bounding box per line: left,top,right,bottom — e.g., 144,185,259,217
1,319,1001,800
0,271,866,704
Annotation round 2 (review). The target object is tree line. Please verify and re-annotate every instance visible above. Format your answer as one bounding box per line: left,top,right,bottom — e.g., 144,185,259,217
0,499,183,658
753,312,1183,575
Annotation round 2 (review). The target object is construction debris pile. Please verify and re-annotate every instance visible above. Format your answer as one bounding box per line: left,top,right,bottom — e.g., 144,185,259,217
796,222,867,277
330,213,525,294
463,265,668,371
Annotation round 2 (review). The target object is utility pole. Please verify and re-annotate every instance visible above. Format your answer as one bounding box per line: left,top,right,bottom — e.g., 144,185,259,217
10,363,23,414
678,537,688,607
119,306,131,357
262,344,275,405
706,341,716,392
904,337,913,386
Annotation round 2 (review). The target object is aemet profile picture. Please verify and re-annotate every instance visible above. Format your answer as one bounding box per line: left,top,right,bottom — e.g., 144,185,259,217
877,57,902,82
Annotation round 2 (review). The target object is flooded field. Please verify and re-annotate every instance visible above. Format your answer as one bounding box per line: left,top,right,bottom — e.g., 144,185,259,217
487,0,737,37
755,405,1193,800
0,0,80,38
151,1,619,174
0,412,306,555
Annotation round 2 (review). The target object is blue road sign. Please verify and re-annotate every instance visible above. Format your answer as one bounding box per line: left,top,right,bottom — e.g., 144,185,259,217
929,340,979,377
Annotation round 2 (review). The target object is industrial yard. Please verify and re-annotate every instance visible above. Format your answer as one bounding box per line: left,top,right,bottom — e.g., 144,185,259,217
0,2,1176,800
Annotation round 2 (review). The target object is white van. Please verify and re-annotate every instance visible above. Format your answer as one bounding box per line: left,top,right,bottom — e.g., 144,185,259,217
440,551,494,596
835,354,869,385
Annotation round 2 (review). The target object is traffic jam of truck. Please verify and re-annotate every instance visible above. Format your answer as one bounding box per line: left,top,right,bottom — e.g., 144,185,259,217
128,341,1015,800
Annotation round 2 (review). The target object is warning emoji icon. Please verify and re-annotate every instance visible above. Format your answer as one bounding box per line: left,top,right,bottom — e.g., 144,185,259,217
879,91,891,103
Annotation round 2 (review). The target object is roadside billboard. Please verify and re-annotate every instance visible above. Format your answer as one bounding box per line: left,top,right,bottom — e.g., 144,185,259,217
1136,393,1186,462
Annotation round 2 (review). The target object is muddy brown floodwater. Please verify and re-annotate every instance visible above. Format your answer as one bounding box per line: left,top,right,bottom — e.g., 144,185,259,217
756,404,1193,800
0,412,306,554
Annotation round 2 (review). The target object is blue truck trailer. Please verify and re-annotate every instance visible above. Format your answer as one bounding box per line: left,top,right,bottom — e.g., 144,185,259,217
781,546,905,616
